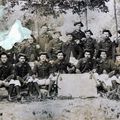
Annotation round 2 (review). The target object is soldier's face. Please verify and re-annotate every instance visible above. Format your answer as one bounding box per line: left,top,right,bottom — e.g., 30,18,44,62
1,55,8,63
84,52,91,58
116,56,120,62
57,53,64,60
28,39,34,44
41,26,48,33
39,55,47,62
53,33,61,39
67,35,73,42
75,25,81,31
100,52,107,59
85,32,91,38
103,32,109,39
19,56,26,63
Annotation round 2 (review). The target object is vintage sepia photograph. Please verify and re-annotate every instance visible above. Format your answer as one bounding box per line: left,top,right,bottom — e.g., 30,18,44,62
0,0,120,120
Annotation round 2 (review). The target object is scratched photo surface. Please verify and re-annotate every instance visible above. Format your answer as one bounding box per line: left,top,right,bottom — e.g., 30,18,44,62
0,0,120,120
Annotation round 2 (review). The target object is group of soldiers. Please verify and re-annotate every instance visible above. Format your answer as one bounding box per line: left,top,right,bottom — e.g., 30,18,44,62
0,21,120,101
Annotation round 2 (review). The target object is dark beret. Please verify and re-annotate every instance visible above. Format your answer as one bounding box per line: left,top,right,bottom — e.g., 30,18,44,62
18,53,27,59
0,52,9,57
74,21,84,27
38,52,48,58
100,49,107,53
84,29,93,35
84,49,92,53
102,29,112,37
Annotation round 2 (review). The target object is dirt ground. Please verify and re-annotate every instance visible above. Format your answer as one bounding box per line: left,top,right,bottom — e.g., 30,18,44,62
0,97,120,120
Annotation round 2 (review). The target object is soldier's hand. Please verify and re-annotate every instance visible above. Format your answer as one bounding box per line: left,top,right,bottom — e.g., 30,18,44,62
32,75,36,79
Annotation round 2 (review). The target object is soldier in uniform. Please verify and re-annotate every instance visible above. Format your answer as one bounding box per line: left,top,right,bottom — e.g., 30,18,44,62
96,29,114,59
53,51,76,74
47,31,63,59
37,25,52,52
72,21,86,41
32,52,52,98
76,49,95,73
71,21,85,58
93,50,116,92
21,35,40,62
83,30,97,58
13,53,33,97
0,52,14,100
62,33,80,63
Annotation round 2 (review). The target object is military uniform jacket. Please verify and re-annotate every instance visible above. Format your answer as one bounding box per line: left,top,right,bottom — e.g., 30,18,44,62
53,59,75,73
97,38,113,58
96,59,115,74
15,62,32,78
47,39,63,59
21,43,40,61
33,61,51,79
76,58,95,73
83,37,97,54
72,30,86,40
62,41,79,62
0,62,14,81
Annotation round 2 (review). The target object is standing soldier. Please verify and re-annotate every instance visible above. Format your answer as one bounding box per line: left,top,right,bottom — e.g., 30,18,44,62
47,31,63,59
21,35,40,62
37,25,52,52
83,30,97,58
62,33,79,63
96,29,114,59
72,21,86,41
71,21,85,58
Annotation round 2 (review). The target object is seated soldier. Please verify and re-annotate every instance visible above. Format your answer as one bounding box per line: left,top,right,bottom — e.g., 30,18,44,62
106,53,120,89
0,52,14,100
53,51,76,73
9,53,33,100
92,49,116,92
76,49,96,73
32,52,52,98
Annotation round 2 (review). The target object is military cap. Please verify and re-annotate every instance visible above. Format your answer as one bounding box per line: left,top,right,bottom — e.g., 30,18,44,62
18,53,27,59
99,49,107,53
84,49,92,53
102,29,112,37
84,29,93,35
0,52,9,57
38,52,49,58
53,30,61,34
56,50,66,56
74,21,84,27
66,32,73,36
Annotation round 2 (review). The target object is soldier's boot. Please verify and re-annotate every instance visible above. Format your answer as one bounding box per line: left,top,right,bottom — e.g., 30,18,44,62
48,81,54,97
33,82,41,99
8,84,15,101
15,85,21,100
28,82,33,97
